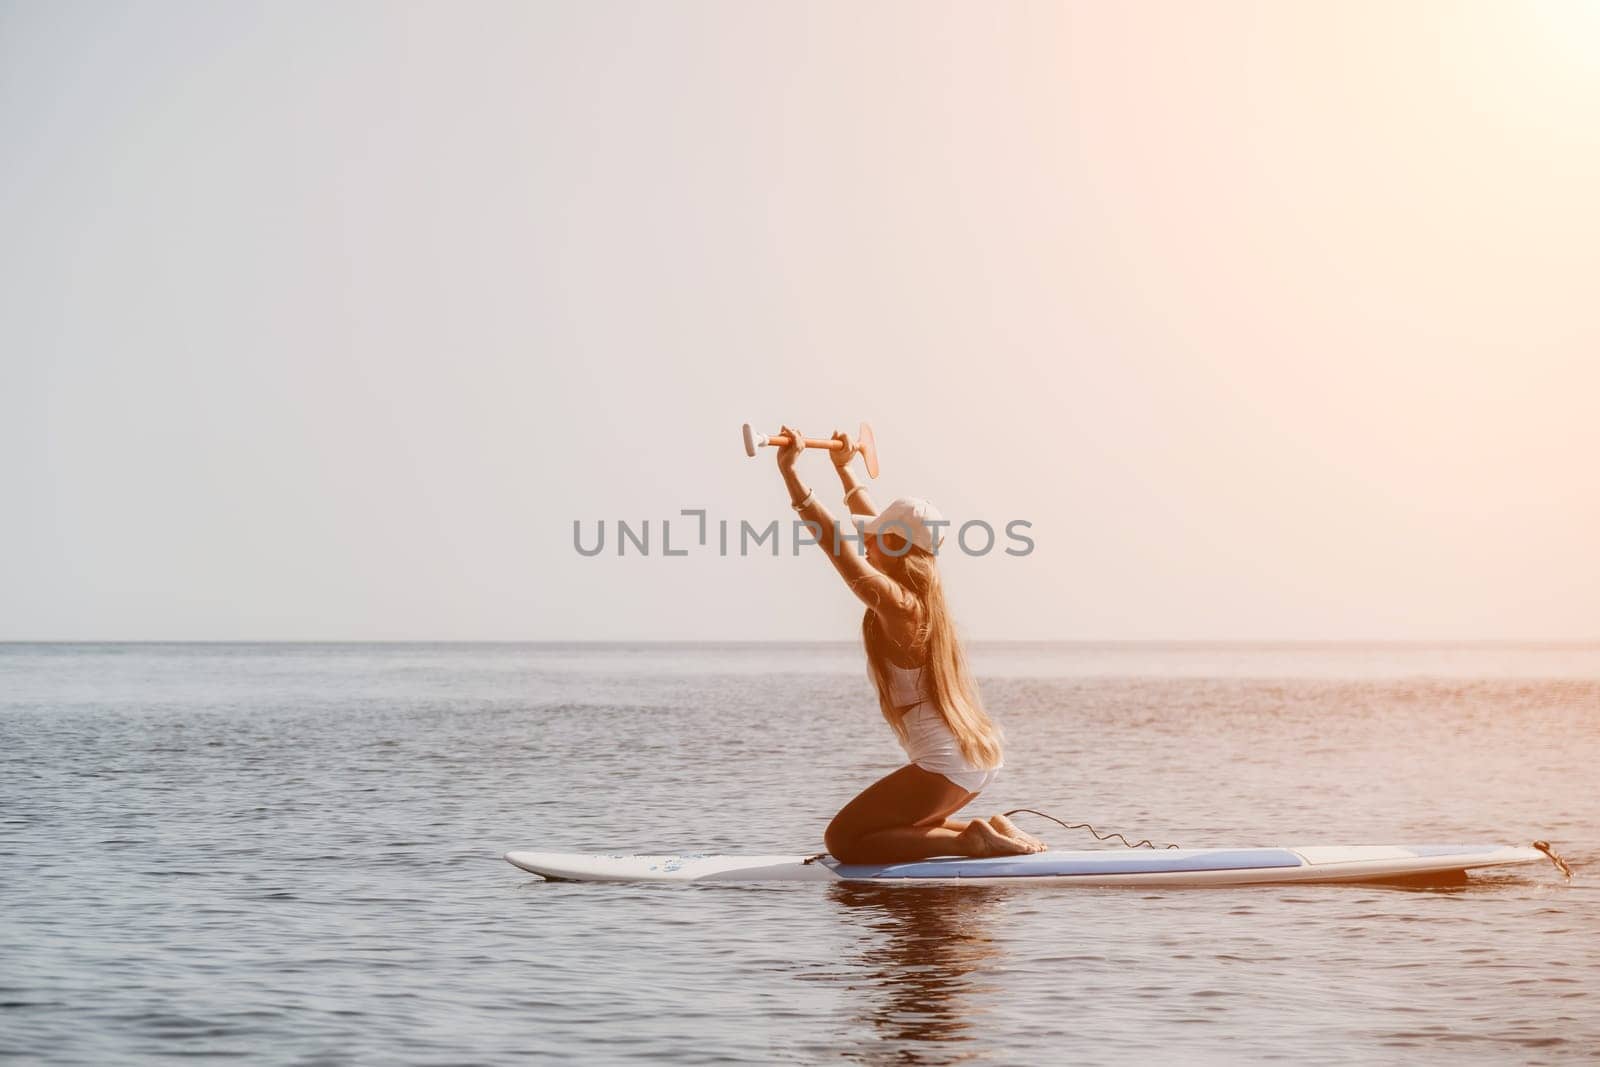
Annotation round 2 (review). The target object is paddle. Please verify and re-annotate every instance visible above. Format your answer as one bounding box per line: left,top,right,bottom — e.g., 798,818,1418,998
741,421,879,478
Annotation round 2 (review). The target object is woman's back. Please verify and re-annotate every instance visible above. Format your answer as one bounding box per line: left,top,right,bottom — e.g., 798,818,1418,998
883,660,927,710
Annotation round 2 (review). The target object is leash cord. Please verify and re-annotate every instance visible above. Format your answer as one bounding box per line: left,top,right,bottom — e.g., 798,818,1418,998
1003,808,1181,850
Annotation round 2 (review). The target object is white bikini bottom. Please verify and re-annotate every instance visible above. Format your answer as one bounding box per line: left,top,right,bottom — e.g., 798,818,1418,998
897,703,1002,794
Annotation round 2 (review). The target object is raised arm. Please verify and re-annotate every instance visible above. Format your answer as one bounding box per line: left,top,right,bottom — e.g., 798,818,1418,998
830,428,877,520
776,424,914,619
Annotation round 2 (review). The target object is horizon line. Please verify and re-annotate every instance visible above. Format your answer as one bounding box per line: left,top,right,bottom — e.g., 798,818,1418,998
3,638,1599,647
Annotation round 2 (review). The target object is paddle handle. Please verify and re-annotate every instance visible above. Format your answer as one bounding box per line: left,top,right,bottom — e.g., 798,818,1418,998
742,421,880,478
765,433,843,451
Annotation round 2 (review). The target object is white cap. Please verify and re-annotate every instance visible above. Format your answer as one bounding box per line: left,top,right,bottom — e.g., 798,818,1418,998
861,496,946,554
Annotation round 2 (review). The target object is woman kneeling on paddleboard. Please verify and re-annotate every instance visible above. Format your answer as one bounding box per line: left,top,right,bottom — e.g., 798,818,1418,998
772,425,1046,864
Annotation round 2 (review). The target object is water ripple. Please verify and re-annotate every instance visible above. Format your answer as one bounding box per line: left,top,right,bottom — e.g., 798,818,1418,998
1,642,1595,1063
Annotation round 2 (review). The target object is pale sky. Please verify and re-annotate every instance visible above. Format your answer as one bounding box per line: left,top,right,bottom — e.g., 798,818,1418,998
2,1,1597,641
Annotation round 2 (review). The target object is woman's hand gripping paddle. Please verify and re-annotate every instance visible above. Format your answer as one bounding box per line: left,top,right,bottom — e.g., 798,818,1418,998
741,421,879,478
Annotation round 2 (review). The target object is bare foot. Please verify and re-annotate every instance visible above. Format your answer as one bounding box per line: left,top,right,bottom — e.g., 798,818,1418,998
989,814,1048,853
956,817,1032,858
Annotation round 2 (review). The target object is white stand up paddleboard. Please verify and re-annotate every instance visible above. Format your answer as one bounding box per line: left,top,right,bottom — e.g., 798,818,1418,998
505,844,1551,886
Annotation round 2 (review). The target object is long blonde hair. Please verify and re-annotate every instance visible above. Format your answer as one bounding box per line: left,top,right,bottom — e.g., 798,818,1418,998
860,545,1004,768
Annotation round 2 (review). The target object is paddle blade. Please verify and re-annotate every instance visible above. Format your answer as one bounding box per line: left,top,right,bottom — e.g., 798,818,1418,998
857,421,879,478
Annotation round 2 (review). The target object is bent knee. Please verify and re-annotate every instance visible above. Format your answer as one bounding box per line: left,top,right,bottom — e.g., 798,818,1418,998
823,822,855,861
827,818,888,863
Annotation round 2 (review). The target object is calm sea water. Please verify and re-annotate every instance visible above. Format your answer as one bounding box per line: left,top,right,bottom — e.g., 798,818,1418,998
2,642,1597,1064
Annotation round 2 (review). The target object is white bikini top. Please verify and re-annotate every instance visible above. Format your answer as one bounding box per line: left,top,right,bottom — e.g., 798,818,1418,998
884,660,930,709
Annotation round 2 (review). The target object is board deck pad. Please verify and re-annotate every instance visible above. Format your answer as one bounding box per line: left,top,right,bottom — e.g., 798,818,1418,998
505,844,1547,886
